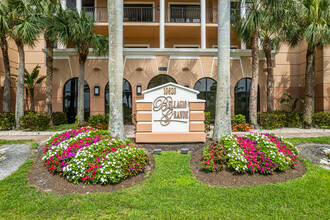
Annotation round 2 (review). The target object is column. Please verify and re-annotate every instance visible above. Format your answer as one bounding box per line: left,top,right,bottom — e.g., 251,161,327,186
240,0,246,49
201,0,206,49
159,0,165,49
76,0,82,13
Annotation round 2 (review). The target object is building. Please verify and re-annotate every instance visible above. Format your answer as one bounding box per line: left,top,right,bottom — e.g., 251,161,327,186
0,0,329,123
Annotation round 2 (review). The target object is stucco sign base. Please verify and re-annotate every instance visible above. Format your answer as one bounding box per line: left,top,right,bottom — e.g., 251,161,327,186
135,83,206,143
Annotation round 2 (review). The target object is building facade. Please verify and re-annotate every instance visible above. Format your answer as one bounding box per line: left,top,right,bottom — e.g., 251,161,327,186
1,0,329,123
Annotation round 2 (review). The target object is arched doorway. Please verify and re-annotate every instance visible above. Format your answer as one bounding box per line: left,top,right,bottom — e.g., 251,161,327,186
234,78,260,123
194,78,217,120
63,78,90,123
147,74,177,89
105,79,133,124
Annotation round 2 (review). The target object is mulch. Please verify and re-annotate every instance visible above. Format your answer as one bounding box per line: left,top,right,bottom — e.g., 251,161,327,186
27,146,155,194
190,147,306,187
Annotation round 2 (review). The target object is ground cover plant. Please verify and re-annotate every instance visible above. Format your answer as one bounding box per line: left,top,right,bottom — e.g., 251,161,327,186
203,133,298,174
42,128,149,184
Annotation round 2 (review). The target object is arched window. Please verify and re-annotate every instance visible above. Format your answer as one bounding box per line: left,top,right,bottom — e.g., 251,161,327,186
194,78,217,120
63,78,90,123
147,74,177,89
234,78,260,123
105,79,133,124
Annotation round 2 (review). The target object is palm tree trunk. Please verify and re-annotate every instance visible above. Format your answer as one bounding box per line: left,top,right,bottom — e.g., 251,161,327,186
213,0,231,140
45,39,54,116
14,40,25,129
25,87,29,111
30,88,35,112
108,0,125,138
77,55,86,124
0,36,11,113
249,31,259,128
303,46,315,128
263,38,274,112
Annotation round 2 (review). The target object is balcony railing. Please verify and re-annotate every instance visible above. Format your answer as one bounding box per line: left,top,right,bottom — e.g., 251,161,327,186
82,7,238,24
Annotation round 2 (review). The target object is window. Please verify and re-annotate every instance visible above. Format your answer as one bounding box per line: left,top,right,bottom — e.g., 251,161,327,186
124,4,154,22
124,44,150,48
66,0,76,9
147,74,177,89
105,79,133,124
63,78,90,123
234,78,260,123
169,4,200,23
174,45,200,49
194,78,217,120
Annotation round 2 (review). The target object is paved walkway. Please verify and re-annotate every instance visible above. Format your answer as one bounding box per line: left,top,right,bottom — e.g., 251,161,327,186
0,144,31,180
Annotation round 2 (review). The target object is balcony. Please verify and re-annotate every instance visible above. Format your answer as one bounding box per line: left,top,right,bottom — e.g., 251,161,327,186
82,7,237,24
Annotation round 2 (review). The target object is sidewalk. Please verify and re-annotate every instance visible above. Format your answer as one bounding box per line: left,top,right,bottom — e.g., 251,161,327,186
0,126,329,142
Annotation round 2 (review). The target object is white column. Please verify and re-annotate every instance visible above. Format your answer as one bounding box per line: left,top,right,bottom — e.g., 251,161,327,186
159,0,165,49
240,0,246,49
76,0,82,13
201,0,206,49
60,0,66,9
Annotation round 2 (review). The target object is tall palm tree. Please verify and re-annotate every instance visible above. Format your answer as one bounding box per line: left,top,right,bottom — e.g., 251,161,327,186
7,0,42,128
213,0,232,140
0,2,12,113
233,0,263,128
38,0,64,116
62,9,108,124
108,0,125,138
285,0,330,128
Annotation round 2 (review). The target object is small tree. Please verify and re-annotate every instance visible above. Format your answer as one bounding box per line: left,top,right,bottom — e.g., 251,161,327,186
24,65,46,112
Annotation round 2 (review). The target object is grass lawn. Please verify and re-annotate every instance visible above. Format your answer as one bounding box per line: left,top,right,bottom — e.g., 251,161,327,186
0,139,34,146
46,123,76,131
287,136,330,145
0,137,329,219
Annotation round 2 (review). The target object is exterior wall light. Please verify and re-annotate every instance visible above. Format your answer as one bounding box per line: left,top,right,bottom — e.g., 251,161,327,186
153,149,161,155
94,86,100,96
182,67,189,71
181,148,189,154
136,85,142,95
94,67,101,71
136,67,143,71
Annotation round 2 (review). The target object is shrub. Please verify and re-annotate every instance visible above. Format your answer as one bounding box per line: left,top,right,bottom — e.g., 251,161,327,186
219,133,298,174
285,111,301,128
51,112,67,125
19,112,51,131
231,114,246,125
205,112,211,133
258,111,286,129
88,113,109,125
202,141,226,172
43,128,149,185
231,124,252,132
77,122,108,130
0,112,15,130
313,112,330,129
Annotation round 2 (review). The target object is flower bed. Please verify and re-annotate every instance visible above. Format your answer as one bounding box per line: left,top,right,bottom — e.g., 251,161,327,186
203,133,298,174
43,128,149,184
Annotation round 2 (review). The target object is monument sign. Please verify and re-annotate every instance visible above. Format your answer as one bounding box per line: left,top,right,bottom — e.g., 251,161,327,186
135,82,206,143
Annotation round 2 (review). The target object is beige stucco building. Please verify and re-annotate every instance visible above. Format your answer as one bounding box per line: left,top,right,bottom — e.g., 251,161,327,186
0,0,329,123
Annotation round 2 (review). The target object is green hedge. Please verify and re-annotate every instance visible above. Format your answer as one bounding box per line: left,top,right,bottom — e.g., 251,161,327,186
19,112,51,131
88,113,109,125
231,114,247,125
0,112,15,130
313,112,330,129
51,112,67,126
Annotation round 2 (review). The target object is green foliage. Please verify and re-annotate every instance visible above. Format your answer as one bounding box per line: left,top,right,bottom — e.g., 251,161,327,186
312,112,330,129
0,139,34,145
285,111,301,128
51,112,67,126
280,93,304,112
46,123,75,132
258,111,286,129
202,141,226,172
231,114,246,125
19,112,51,131
77,122,108,130
204,112,211,133
88,113,109,125
0,112,15,130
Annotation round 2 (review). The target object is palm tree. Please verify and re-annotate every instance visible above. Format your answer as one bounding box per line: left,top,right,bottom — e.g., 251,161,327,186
213,0,232,140
38,0,64,116
62,9,108,124
24,65,46,112
285,0,330,128
107,0,125,138
0,2,12,112
7,0,42,128
233,0,263,128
